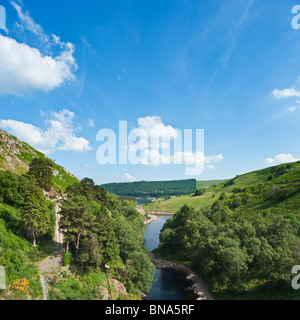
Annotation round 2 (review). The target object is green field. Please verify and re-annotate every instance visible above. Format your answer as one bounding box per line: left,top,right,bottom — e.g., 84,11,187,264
144,192,216,213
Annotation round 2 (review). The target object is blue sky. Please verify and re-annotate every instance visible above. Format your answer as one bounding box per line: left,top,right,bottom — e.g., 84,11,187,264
0,0,300,184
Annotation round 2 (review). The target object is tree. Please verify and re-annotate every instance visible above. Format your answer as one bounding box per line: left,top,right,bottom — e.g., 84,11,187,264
28,158,53,192
90,202,120,266
66,178,108,207
172,205,194,227
60,196,93,260
0,171,29,206
22,179,51,246
194,189,205,197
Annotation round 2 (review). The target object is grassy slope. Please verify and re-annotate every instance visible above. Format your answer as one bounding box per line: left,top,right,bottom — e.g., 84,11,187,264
197,180,229,189
0,129,78,191
144,192,217,213
144,162,300,214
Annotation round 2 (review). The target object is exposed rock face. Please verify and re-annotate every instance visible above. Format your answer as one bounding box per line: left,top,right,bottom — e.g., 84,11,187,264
98,285,109,300
99,278,128,300
0,130,33,173
149,252,214,301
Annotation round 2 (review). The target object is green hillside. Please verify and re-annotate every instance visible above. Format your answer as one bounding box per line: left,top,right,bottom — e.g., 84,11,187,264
0,131,155,300
101,179,196,197
197,179,229,189
144,162,300,213
153,161,300,299
0,129,79,191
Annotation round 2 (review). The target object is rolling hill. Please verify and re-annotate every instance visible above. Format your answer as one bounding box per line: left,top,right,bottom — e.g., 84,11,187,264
144,161,300,214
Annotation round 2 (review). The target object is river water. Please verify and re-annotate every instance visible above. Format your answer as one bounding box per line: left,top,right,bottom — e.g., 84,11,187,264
144,216,195,300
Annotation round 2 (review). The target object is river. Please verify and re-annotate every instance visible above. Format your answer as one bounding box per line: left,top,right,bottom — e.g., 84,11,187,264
144,216,195,300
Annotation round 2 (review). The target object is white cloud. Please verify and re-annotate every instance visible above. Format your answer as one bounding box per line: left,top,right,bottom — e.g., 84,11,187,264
272,88,300,99
263,153,299,166
288,106,298,112
136,116,179,142
128,116,179,154
128,116,223,170
206,165,216,170
0,34,77,95
205,154,224,164
0,3,77,96
122,173,137,182
0,109,92,154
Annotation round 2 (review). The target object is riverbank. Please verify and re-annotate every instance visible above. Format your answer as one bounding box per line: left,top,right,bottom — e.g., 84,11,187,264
146,211,175,216
149,252,214,301
136,206,161,225
144,214,160,225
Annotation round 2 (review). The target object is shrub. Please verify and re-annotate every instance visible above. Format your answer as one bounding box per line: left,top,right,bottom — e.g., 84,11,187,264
63,252,73,267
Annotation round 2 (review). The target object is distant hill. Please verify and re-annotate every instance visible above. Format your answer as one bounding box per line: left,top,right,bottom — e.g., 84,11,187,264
0,129,79,191
144,161,300,213
101,179,197,197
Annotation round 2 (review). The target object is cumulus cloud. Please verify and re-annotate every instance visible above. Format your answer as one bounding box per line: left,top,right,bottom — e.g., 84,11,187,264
0,2,77,96
0,109,92,154
122,173,137,182
263,153,299,166
272,88,300,99
128,116,223,170
0,35,77,95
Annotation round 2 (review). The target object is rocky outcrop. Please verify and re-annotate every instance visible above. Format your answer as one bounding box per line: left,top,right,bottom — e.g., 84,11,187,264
99,278,128,300
149,252,214,301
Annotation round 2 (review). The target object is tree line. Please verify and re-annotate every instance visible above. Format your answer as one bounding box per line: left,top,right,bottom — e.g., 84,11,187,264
101,179,197,197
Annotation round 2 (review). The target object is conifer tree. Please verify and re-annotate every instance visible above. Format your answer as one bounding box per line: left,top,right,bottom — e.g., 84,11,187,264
28,158,53,192
60,196,93,260
22,179,50,246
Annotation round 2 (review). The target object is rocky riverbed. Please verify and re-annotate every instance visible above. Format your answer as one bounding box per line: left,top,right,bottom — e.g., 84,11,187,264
149,252,214,301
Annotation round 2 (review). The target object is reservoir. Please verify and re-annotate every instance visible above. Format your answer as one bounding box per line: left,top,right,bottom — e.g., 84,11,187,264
144,216,195,300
